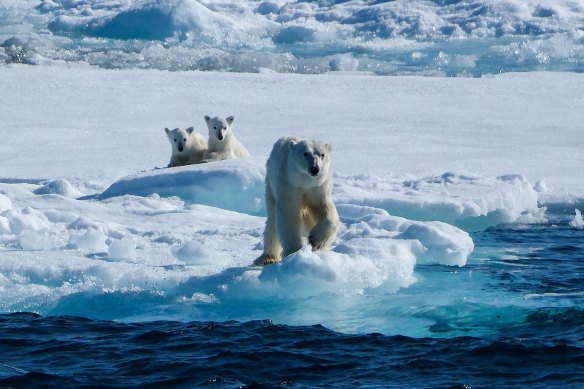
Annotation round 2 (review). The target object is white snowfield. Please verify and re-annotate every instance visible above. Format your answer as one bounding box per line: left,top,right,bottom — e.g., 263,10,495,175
0,65,582,323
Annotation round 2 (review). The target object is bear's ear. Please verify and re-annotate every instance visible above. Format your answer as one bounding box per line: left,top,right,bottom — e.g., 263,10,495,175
204,115,211,123
289,140,297,150
186,127,194,134
226,116,234,125
326,143,332,153
165,128,170,134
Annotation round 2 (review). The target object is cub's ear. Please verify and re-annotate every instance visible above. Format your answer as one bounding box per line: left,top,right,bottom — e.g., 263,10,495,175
204,115,211,123
226,116,235,125
165,128,170,134
186,127,194,134
289,140,297,150
326,143,332,153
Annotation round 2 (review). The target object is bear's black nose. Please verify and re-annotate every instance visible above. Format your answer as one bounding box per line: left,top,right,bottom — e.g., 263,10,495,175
218,134,224,141
310,166,319,176
178,143,184,152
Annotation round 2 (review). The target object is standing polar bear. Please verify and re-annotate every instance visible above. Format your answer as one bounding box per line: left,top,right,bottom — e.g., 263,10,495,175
165,127,207,167
203,115,250,161
255,136,340,266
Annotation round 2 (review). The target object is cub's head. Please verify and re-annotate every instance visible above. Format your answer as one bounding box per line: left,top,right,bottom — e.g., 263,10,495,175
289,138,332,179
165,127,194,153
204,115,234,141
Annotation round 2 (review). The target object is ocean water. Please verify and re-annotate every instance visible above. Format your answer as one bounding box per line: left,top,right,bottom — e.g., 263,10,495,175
1,1,584,387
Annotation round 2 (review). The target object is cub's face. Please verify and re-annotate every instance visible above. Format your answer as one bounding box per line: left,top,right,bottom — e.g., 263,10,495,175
165,127,193,153
204,115,234,141
290,138,332,178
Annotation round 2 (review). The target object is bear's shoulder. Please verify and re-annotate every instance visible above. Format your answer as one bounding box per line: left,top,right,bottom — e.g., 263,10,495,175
270,135,302,154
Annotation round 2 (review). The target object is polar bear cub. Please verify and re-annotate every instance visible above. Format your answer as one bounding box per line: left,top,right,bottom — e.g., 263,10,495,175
255,136,340,266
165,127,207,167
203,115,250,161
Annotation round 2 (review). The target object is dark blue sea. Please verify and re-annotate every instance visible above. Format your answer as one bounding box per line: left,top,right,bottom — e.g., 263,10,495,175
1,213,583,388
1,310,583,388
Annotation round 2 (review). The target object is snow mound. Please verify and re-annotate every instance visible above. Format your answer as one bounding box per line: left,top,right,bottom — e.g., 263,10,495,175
19,230,54,251
3,207,51,235
172,240,228,266
334,172,545,232
68,228,108,252
336,204,473,267
258,244,417,296
98,161,543,234
0,194,12,212
99,159,266,216
239,205,471,298
107,237,137,261
33,179,82,197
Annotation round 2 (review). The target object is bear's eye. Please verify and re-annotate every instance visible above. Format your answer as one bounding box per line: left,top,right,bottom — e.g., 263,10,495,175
303,152,309,157
321,153,325,158
184,138,187,142
213,126,217,130
174,139,177,142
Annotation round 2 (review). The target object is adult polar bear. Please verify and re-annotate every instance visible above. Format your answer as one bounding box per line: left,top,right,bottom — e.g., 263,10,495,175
255,136,340,266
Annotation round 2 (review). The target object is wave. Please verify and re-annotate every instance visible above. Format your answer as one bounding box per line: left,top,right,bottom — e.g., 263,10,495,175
1,311,583,388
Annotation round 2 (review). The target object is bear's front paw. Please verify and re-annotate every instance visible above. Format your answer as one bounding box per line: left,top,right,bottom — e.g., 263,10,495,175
309,235,329,251
254,254,280,266
308,224,335,252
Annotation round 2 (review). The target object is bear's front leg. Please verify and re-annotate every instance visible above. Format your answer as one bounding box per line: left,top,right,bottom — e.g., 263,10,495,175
276,196,305,257
202,151,221,163
255,182,281,266
308,200,339,251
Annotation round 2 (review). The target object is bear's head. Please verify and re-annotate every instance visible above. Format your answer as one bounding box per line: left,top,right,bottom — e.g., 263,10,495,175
204,115,234,142
289,138,332,180
165,127,194,153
